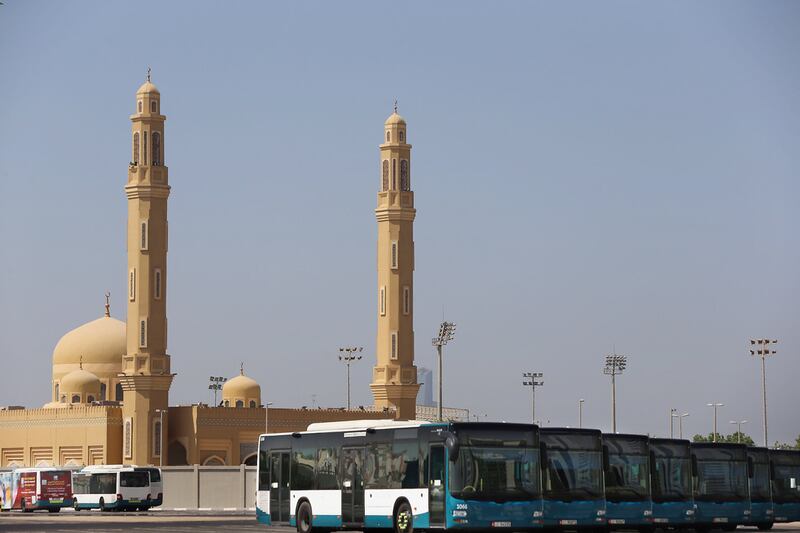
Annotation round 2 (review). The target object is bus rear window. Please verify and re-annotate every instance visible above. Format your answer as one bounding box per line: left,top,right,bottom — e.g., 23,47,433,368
120,471,149,487
138,468,161,482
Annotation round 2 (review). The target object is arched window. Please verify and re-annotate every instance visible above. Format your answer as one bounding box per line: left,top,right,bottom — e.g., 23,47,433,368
169,440,189,466
152,132,161,166
386,131,391,142
133,132,140,164
87,395,95,403
71,394,81,403
151,101,157,113
399,131,404,142
115,383,124,401
140,221,148,250
382,160,389,191
392,159,396,190
129,269,136,301
138,100,143,113
400,160,409,191
100,383,106,401
139,319,147,348
55,383,59,401
60,395,66,404
154,269,162,300
143,132,148,165
249,400,256,408
203,455,225,466
243,453,258,466
224,400,230,407
235,400,244,408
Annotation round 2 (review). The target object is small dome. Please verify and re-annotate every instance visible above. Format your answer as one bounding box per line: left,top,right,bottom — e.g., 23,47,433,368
137,81,160,95
53,316,126,366
385,112,406,125
222,370,261,407
61,369,101,396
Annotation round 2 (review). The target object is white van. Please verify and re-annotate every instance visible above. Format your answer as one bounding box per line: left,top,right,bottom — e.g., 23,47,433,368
72,466,151,511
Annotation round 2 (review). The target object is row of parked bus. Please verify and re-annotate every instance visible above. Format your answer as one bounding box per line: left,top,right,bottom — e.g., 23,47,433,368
0,465,162,512
256,420,800,532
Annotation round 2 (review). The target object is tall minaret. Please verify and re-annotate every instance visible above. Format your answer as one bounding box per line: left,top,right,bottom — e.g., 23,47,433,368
119,73,174,465
370,105,420,420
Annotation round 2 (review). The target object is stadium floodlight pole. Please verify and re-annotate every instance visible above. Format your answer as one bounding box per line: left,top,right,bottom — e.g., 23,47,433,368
670,408,678,439
750,339,777,447
707,403,724,443
522,372,544,424
679,412,689,439
154,408,166,467
579,399,585,429
208,376,226,406
338,347,363,410
432,322,457,422
603,352,627,433
729,420,748,443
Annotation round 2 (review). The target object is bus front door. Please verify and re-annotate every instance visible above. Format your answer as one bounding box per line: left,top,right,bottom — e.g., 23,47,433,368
341,447,365,524
429,444,446,527
269,451,290,523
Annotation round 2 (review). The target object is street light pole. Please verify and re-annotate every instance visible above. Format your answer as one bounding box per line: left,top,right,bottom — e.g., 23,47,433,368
679,412,689,439
670,408,677,438
522,372,544,424
432,322,456,422
729,420,748,443
579,399,585,429
264,401,274,434
707,402,724,442
603,353,627,433
750,339,777,447
338,347,363,410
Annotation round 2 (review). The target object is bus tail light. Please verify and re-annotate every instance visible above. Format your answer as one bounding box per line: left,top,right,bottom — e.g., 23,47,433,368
116,494,123,501
147,494,151,501
158,493,163,501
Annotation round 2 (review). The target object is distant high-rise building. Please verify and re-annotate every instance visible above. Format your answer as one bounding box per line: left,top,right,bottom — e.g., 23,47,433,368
417,367,434,407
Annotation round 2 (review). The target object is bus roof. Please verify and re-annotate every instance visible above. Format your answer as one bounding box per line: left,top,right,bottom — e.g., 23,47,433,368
305,419,435,432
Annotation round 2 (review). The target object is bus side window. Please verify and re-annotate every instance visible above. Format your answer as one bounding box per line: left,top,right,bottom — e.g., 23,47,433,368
429,445,445,485
317,448,338,490
258,449,270,490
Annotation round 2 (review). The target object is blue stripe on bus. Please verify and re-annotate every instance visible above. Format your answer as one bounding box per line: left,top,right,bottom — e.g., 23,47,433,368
256,508,271,525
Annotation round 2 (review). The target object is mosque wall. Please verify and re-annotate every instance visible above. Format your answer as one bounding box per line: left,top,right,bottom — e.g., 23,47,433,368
0,406,122,467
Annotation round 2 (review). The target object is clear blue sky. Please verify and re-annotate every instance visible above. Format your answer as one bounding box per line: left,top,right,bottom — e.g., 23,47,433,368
1,1,798,443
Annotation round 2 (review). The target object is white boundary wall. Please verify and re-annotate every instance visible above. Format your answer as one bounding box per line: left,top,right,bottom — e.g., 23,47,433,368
160,465,257,511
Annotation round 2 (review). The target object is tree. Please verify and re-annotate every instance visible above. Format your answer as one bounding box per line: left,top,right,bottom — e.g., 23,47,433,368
796,434,800,450
692,432,754,446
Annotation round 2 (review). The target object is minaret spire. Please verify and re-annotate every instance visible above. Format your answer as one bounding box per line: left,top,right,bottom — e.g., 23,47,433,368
147,67,151,83
104,291,111,317
394,99,398,114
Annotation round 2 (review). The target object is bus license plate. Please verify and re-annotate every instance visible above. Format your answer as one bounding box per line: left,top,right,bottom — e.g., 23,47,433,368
560,520,577,525
713,518,728,523
653,518,669,523
491,521,511,528
608,519,625,524
130,498,140,502
50,499,63,504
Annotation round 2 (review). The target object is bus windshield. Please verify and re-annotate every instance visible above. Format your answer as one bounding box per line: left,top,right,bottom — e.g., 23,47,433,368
72,474,91,495
448,426,540,502
694,459,748,502
606,453,649,502
773,464,800,503
90,473,117,493
120,471,149,488
750,460,772,502
543,449,604,501
652,455,691,502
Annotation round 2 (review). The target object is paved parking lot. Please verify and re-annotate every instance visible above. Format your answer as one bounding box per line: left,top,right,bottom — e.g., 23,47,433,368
0,512,798,533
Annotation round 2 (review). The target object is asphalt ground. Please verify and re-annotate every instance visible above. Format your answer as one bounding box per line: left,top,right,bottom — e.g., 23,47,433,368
0,512,798,533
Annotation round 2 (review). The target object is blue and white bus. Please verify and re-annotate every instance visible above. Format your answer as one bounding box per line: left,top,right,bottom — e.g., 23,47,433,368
746,447,774,530
649,438,695,528
256,420,544,532
539,428,606,530
770,449,800,525
691,442,750,531
602,433,653,530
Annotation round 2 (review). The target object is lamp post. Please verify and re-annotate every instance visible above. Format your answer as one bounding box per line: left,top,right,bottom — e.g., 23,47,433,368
729,420,748,443
750,339,777,447
678,412,689,439
707,402,724,442
579,399,585,429
670,408,677,438
154,408,166,467
208,376,226,406
264,401,274,434
338,347,363,410
522,372,544,424
432,322,457,422
603,353,627,433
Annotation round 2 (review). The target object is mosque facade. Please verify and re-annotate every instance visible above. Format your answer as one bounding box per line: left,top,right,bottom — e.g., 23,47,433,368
0,78,427,468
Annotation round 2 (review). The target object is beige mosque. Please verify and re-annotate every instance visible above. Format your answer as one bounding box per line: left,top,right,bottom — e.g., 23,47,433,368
0,77,433,468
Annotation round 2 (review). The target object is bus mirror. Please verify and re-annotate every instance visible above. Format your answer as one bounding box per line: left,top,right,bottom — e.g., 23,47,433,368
747,457,754,478
691,454,698,476
443,432,460,462
539,443,548,470
602,446,610,472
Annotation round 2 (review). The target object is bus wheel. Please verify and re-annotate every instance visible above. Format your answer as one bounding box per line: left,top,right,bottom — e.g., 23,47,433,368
99,497,106,512
757,524,774,531
21,499,32,513
296,501,313,533
394,501,413,533
48,508,60,513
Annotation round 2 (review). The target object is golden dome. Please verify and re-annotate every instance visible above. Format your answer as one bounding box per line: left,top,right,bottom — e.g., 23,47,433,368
384,112,406,125
53,316,126,366
136,81,160,95
60,369,101,397
222,369,261,407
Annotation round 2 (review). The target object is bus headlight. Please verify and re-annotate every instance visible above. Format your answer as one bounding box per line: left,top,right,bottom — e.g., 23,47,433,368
766,509,773,515
686,510,695,516
744,510,751,516
533,511,543,518
643,510,652,517
597,510,606,517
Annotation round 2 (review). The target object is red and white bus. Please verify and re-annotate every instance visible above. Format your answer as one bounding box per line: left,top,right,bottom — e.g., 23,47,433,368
0,467,74,512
